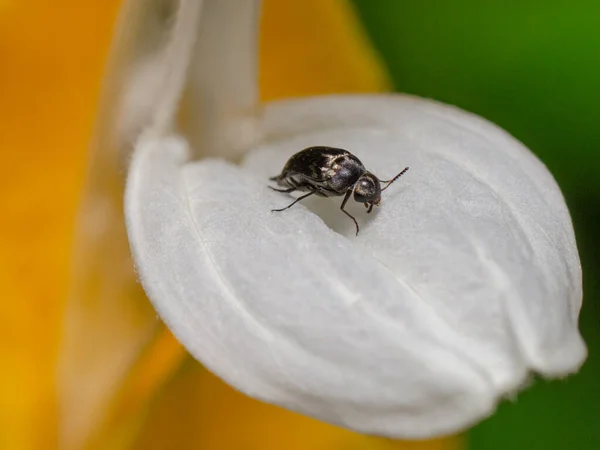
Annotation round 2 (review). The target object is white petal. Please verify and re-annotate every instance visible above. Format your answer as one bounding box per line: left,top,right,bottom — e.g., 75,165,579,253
125,95,586,438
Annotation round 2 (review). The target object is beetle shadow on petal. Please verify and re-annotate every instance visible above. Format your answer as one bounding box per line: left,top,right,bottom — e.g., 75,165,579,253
302,194,383,237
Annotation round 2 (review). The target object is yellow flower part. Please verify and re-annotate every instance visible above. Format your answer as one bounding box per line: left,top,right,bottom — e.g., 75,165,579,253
0,1,461,450
0,2,122,449
260,0,393,100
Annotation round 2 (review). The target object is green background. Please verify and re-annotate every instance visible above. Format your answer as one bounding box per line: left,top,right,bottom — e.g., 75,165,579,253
351,1,600,449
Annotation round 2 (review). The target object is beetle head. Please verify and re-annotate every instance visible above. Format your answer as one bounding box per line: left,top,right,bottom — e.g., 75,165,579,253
353,172,381,207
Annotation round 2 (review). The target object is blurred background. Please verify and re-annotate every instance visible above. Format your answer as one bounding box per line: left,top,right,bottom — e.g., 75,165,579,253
1,0,598,449
350,1,600,448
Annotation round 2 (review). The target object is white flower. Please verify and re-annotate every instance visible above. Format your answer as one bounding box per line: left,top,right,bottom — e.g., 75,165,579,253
119,0,586,439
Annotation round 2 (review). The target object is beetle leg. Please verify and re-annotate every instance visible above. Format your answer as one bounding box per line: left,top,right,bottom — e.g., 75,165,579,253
340,190,360,235
271,191,315,212
367,203,374,213
268,186,297,193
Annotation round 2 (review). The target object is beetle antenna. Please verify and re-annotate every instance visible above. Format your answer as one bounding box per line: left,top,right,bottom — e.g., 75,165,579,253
381,167,409,191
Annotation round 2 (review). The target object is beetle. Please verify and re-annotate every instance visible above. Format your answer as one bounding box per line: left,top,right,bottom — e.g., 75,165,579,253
269,146,409,235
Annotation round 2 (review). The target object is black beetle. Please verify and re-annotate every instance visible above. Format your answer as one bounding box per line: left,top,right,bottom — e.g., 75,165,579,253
269,146,409,235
